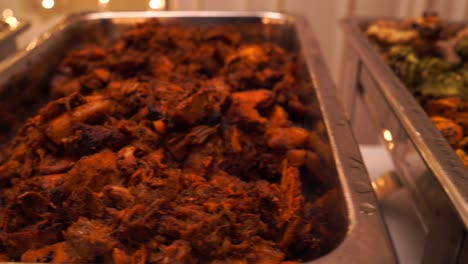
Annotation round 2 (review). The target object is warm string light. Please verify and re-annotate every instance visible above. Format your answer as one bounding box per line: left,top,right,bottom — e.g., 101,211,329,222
98,0,110,11
5,16,19,28
42,0,55,9
149,0,165,10
2,8,19,28
2,9,13,19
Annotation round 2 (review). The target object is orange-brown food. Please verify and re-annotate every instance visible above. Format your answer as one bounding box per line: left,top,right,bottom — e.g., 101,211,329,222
426,98,468,164
0,20,341,263
366,14,468,166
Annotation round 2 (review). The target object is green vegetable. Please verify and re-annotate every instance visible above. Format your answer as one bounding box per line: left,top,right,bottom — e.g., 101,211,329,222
386,45,421,90
418,57,453,80
418,72,467,97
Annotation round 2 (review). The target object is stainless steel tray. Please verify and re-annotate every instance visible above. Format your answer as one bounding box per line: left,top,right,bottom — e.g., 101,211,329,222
0,12,395,263
0,17,29,61
341,16,468,263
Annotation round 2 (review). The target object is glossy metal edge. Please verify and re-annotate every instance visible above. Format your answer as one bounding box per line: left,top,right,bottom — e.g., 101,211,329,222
0,11,293,79
0,11,395,263
0,19,29,44
294,15,396,263
340,16,468,228
0,19,29,61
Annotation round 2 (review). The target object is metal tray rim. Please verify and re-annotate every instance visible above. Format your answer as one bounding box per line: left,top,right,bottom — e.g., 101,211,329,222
340,16,468,227
0,11,395,263
0,18,29,44
293,14,395,263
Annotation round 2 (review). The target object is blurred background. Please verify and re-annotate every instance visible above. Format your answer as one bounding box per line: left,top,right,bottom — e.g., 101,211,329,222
0,1,465,263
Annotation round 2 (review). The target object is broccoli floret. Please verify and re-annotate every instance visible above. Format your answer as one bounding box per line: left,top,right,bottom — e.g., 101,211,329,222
386,45,421,90
418,72,467,97
419,57,453,80
455,37,468,62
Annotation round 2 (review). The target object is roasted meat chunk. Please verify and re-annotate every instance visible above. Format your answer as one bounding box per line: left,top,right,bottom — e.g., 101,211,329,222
0,20,342,263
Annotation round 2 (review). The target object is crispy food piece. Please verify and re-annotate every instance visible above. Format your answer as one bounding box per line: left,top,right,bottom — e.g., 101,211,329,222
21,242,80,263
425,97,463,118
455,112,468,132
248,239,286,264
228,89,274,127
50,76,81,98
431,116,464,146
278,167,304,250
63,149,120,192
172,79,230,127
46,96,113,145
36,157,75,175
102,185,135,209
65,218,118,262
411,12,443,40
159,240,195,264
269,105,290,126
367,14,468,166
266,127,309,150
366,22,418,45
456,149,468,166
0,21,341,263
0,160,20,181
226,45,268,65
366,12,442,52
38,173,66,189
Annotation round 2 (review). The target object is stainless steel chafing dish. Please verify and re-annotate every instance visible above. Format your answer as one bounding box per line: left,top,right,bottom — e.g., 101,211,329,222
0,12,395,263
341,16,468,263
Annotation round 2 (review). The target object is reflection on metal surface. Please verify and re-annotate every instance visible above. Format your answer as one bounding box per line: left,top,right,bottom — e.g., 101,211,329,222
372,171,402,200
383,130,395,150
341,16,468,262
149,0,165,10
0,12,29,61
25,39,38,51
99,0,110,4
42,0,55,9
261,16,288,24
360,203,377,215
383,129,393,142
5,17,19,28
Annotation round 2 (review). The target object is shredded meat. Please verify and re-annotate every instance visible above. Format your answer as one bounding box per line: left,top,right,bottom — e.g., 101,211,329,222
0,20,342,263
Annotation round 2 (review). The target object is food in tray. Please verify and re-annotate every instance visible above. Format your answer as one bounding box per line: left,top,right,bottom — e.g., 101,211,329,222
0,20,341,263
365,13,468,166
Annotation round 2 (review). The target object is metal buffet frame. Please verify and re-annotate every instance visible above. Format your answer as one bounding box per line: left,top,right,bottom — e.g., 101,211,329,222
0,18,29,61
341,16,468,263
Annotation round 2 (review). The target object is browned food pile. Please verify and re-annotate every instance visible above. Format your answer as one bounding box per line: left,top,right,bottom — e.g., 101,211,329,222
365,13,468,166
0,20,342,263
426,97,468,165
